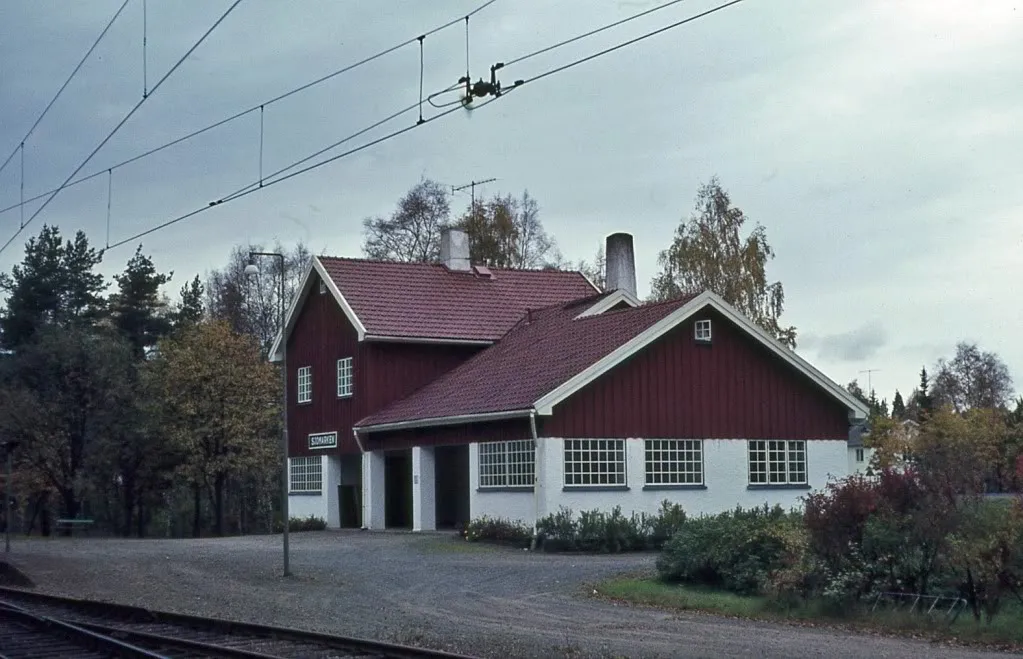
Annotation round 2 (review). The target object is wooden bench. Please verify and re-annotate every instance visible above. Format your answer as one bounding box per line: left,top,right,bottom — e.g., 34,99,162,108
55,518,94,536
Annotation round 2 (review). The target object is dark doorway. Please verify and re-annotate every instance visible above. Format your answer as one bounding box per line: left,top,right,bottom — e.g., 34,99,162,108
338,484,361,528
434,445,470,530
384,450,412,529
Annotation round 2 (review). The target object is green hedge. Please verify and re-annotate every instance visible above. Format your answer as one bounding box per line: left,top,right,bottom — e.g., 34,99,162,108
273,515,327,533
465,501,686,553
656,504,803,595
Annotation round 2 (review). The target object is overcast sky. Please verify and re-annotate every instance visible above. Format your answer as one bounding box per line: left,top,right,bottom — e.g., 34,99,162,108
1,0,1020,403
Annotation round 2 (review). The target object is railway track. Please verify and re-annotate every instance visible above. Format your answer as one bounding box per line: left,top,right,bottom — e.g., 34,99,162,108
0,586,475,659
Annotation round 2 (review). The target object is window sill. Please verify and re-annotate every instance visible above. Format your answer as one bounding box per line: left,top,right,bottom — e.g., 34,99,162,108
297,401,312,406
337,394,353,399
477,486,534,493
643,484,707,491
288,491,322,496
746,484,811,490
562,485,630,492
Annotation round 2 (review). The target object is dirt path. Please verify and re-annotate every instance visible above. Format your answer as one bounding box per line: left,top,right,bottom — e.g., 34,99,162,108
7,532,1015,658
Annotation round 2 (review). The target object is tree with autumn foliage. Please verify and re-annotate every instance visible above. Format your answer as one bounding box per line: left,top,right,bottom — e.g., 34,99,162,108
149,320,279,536
650,177,796,348
455,191,561,269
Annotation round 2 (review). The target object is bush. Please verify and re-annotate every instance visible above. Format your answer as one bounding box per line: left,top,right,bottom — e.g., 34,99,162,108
534,501,686,553
656,505,801,595
463,516,532,548
273,515,327,533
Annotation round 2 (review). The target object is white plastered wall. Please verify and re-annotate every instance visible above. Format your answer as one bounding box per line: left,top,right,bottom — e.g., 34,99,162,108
470,438,850,525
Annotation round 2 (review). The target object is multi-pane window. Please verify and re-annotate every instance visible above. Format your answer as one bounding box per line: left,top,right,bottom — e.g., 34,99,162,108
645,439,703,485
855,448,865,463
289,456,322,493
748,440,807,485
695,319,712,342
564,439,626,487
479,440,535,488
297,366,312,403
337,357,353,397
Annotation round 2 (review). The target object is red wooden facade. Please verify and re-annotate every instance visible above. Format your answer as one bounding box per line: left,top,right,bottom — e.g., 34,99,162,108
365,418,533,452
543,307,850,440
286,274,483,457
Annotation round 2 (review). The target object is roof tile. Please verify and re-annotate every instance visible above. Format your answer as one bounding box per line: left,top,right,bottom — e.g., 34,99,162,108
319,258,597,342
357,295,691,428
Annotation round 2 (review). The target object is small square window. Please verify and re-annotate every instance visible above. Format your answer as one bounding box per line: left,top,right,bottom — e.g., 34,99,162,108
297,366,312,403
318,279,327,295
695,319,712,342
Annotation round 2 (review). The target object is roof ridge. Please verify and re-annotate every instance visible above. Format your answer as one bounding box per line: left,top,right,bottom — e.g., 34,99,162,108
317,254,587,277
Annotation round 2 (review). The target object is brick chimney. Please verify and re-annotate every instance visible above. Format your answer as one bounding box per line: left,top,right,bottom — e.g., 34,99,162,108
440,227,471,271
605,232,637,296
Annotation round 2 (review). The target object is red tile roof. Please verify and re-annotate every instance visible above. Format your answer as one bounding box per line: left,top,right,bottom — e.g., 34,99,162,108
356,295,691,428
319,258,597,342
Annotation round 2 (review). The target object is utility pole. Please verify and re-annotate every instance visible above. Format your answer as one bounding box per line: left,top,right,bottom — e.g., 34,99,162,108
451,177,496,209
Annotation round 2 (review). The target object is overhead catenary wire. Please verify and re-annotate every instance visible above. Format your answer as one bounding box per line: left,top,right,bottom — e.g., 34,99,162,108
502,0,689,69
0,0,500,220
0,0,245,258
0,0,131,180
510,0,747,86
98,0,750,252
106,92,511,250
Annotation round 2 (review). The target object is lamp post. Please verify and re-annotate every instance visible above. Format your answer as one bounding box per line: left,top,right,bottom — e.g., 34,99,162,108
245,252,290,577
3,440,17,554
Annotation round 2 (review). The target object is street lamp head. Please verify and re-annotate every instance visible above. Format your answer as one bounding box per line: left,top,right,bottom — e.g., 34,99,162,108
244,263,260,277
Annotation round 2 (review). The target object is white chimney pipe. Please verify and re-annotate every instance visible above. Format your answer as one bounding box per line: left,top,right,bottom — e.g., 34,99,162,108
440,227,471,271
605,232,637,296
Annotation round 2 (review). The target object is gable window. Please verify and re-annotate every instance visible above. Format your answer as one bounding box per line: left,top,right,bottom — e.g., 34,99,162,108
564,439,626,487
645,439,703,486
318,279,327,295
289,456,322,493
748,440,807,485
337,357,353,397
694,319,712,343
297,366,312,403
479,439,535,489
855,448,865,463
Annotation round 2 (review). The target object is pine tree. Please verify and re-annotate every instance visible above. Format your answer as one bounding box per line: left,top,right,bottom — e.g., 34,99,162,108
917,367,933,420
109,246,173,359
892,389,906,420
0,225,106,348
174,275,205,330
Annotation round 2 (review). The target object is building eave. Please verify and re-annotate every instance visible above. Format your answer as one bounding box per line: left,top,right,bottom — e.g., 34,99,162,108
362,334,494,346
574,289,641,319
354,409,533,435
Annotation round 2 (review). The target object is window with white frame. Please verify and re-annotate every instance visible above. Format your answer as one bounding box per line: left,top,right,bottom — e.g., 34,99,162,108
694,319,712,342
645,439,703,485
318,279,327,295
289,456,322,493
748,440,807,485
478,440,535,488
297,366,312,403
337,357,353,397
855,448,865,463
564,439,626,487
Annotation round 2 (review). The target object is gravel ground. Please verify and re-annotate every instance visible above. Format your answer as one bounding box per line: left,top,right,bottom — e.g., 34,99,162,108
6,531,1016,659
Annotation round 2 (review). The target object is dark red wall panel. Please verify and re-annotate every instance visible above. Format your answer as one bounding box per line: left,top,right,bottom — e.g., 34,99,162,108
286,284,361,456
367,418,532,452
286,277,483,456
545,308,850,440
361,342,482,414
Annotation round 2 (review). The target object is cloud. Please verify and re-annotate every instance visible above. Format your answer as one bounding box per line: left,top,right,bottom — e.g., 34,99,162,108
802,322,887,362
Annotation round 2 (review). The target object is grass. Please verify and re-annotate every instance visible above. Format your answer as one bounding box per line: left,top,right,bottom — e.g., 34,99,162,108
416,535,503,555
595,576,1023,649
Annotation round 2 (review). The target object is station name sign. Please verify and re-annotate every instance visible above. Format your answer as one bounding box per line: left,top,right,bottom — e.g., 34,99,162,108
308,432,338,450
